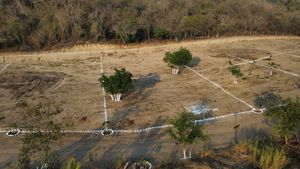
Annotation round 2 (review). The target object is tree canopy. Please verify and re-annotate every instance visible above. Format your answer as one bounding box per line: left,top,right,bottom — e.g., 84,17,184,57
163,47,193,68
99,68,133,94
228,65,243,77
1,0,300,50
167,110,207,145
264,98,300,144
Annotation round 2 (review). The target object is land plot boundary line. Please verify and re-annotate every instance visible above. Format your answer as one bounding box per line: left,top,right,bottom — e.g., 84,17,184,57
0,109,260,135
186,66,255,110
100,55,108,122
228,54,299,77
0,62,11,73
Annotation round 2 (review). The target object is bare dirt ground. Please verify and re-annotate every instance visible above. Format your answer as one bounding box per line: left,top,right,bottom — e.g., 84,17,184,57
0,36,299,168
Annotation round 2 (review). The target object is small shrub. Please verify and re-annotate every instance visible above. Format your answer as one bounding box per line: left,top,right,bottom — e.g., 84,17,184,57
62,157,81,169
163,47,193,74
153,27,170,40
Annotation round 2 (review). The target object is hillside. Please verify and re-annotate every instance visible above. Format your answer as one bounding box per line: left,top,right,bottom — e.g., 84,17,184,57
1,0,300,50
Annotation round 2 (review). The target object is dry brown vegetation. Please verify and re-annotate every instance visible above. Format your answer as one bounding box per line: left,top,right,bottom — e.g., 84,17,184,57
1,0,300,50
0,36,299,168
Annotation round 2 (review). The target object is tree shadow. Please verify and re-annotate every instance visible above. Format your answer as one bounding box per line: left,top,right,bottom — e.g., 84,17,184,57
111,73,160,128
133,73,160,90
124,73,160,99
56,134,103,163
188,57,201,67
110,105,141,129
97,116,174,168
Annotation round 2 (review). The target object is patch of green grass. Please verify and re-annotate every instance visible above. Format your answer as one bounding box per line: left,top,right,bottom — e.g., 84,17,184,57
235,140,288,169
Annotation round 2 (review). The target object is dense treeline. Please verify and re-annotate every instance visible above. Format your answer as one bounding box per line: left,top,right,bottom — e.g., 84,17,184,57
0,0,300,49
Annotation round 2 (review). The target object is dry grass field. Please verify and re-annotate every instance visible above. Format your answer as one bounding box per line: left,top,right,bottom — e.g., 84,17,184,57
0,36,299,168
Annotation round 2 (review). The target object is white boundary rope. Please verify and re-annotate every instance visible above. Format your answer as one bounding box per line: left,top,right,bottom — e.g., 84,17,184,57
255,63,299,77
223,56,271,69
186,66,255,110
100,55,108,122
0,62,11,73
228,54,299,77
0,108,262,135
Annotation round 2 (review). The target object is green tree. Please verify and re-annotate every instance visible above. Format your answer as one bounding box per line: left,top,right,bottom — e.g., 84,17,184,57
228,62,243,83
265,98,300,145
167,110,208,159
163,47,193,74
153,27,170,40
15,100,64,169
62,157,81,169
113,19,137,43
99,68,133,101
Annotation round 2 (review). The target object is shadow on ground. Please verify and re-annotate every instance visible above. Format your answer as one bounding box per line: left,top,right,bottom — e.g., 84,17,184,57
96,117,180,169
57,134,103,164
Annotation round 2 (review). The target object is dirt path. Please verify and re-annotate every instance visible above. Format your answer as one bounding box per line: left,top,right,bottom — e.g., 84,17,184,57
1,36,299,62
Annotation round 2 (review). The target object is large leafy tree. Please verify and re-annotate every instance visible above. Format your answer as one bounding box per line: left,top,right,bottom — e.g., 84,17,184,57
167,110,208,159
163,47,193,74
99,68,133,101
265,98,300,145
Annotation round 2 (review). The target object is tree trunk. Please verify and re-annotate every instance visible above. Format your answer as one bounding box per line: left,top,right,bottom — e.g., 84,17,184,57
269,69,273,77
171,68,180,75
110,93,122,101
234,77,238,83
189,150,192,159
285,135,289,145
295,133,300,144
147,27,151,41
183,148,187,160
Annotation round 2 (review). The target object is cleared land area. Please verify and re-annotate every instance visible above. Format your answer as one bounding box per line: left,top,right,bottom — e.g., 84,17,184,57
0,36,299,168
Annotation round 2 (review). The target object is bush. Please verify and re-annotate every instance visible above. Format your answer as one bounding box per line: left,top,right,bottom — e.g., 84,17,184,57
264,98,300,144
228,64,243,83
153,27,170,40
163,47,193,74
99,68,133,101
62,157,81,169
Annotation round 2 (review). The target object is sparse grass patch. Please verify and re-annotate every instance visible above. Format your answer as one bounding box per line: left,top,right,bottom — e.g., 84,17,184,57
234,140,289,169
